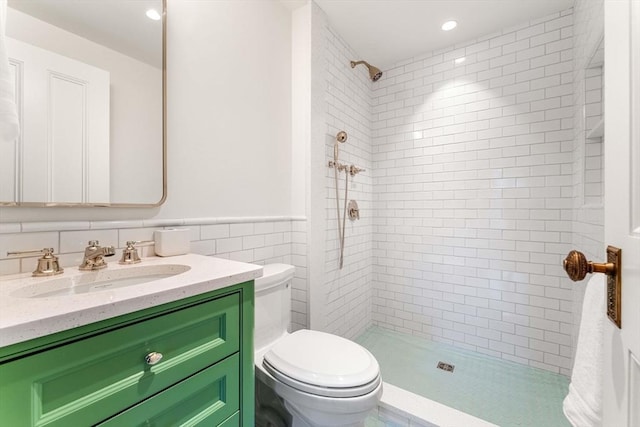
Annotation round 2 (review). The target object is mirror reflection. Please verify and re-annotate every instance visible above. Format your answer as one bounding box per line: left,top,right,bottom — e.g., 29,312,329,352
1,0,164,206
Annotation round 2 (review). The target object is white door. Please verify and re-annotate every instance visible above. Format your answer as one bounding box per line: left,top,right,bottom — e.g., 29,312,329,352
602,0,640,425
5,37,110,204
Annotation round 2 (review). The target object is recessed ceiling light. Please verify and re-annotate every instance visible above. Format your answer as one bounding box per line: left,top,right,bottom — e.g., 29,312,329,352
455,57,466,64
441,20,457,31
146,9,162,21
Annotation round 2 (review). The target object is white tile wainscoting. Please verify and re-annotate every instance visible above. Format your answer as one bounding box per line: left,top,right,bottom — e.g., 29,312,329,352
0,216,308,331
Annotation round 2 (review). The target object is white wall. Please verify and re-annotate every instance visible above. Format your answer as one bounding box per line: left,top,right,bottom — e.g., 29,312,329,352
0,0,292,221
163,0,292,218
371,10,575,374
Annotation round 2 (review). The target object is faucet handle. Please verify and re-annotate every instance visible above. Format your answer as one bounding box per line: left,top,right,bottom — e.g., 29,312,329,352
6,248,64,277
33,249,65,277
87,240,99,247
119,240,154,265
7,247,53,257
119,241,141,265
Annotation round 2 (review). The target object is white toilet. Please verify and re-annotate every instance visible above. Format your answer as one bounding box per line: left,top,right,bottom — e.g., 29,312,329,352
254,264,383,427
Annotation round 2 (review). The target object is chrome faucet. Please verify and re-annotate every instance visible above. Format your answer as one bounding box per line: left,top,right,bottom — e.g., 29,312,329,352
79,240,115,271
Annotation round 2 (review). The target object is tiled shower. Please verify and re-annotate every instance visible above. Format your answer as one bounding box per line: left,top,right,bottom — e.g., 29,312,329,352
371,11,575,374
312,0,603,376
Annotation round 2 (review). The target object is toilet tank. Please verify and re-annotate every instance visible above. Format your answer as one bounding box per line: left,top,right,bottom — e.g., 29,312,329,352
254,264,295,353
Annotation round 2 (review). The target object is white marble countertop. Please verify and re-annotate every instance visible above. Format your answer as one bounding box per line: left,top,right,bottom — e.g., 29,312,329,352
0,254,262,347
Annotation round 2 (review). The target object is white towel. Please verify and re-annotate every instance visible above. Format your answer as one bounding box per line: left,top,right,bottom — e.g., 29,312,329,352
0,0,20,144
563,274,605,427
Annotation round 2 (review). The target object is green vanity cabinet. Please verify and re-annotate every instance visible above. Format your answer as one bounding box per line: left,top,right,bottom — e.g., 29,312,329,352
0,281,255,427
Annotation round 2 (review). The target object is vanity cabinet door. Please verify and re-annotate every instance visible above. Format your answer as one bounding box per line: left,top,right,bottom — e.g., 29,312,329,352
0,292,240,427
97,354,240,427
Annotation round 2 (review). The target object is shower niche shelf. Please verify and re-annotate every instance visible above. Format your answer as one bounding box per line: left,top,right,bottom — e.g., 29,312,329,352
586,118,604,139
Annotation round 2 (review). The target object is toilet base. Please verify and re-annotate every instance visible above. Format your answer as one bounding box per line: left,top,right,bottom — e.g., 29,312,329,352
256,363,382,427
272,374,383,427
256,376,291,427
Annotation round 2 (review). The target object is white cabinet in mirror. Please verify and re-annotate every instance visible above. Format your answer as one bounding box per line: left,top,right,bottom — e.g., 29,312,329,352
1,0,165,207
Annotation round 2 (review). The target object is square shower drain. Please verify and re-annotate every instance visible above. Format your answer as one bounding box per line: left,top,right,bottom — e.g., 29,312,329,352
437,361,455,372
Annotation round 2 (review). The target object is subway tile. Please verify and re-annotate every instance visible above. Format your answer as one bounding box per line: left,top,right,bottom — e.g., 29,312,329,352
60,230,118,254
118,227,162,248
516,23,545,40
21,221,91,233
0,232,59,259
0,223,21,234
530,30,561,47
230,223,255,237
0,258,21,275
190,240,216,256
201,224,230,240
516,45,546,61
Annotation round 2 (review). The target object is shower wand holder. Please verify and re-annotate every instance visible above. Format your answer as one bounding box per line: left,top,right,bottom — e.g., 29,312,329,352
328,161,365,177
349,165,365,176
328,160,348,172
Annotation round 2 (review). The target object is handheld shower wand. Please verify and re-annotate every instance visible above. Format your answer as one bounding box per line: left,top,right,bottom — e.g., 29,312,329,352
335,130,347,162
332,131,348,269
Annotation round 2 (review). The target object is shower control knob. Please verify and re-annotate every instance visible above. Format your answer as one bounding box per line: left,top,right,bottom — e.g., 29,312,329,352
348,200,360,220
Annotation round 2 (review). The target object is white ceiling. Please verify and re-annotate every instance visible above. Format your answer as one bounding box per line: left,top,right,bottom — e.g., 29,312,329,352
313,0,574,70
7,0,163,67
9,0,574,72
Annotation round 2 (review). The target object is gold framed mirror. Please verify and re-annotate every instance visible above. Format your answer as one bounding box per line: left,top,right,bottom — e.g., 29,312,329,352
1,0,166,207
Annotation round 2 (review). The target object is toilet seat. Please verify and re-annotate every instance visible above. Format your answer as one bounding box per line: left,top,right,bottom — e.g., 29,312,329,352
262,329,381,398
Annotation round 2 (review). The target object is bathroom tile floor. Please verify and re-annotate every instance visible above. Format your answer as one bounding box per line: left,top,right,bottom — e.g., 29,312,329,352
365,414,392,427
357,327,571,427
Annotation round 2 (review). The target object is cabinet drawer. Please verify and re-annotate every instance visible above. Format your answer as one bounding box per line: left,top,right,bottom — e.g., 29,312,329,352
98,354,240,427
0,292,239,427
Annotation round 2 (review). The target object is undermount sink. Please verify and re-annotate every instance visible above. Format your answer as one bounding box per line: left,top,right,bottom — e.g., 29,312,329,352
11,264,191,298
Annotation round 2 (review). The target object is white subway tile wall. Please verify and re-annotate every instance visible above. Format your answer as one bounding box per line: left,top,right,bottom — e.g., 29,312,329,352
323,22,374,340
0,217,308,331
370,10,575,374
571,0,604,355
572,0,604,261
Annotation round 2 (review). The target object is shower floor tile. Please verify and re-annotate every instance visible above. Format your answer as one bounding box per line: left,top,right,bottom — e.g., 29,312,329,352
356,327,571,427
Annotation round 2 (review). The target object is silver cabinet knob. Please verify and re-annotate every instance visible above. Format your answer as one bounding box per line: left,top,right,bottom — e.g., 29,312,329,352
144,351,163,365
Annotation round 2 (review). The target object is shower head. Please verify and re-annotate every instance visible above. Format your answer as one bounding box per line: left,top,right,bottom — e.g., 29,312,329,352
350,60,383,82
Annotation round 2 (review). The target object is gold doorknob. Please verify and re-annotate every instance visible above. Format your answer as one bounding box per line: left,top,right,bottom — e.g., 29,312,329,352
563,250,616,281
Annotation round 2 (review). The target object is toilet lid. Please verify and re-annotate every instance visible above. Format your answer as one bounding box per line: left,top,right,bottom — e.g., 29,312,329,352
263,330,381,397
